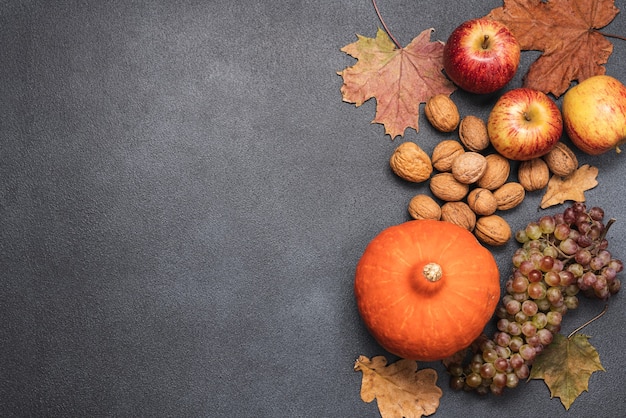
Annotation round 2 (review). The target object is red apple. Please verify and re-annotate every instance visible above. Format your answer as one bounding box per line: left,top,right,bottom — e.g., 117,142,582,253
487,88,563,161
443,18,520,94
562,75,626,155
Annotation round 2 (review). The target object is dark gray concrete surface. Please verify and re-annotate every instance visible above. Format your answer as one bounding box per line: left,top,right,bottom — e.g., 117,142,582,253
2,1,625,416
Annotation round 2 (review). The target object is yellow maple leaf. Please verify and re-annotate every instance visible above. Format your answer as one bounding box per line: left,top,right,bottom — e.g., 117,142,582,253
338,28,456,139
540,164,599,209
354,355,442,418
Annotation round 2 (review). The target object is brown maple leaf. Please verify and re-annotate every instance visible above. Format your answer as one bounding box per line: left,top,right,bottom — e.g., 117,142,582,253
354,355,442,418
338,28,456,139
540,164,598,209
530,333,605,410
488,0,620,97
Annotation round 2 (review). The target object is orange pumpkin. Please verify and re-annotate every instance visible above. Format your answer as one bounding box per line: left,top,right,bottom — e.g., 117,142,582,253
354,219,501,361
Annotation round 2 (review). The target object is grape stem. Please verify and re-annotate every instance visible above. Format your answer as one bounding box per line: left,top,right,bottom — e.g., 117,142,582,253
600,218,616,242
567,304,608,339
371,0,402,49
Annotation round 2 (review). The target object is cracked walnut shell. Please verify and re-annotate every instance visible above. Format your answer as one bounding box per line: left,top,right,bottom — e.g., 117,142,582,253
389,142,433,183
424,94,460,132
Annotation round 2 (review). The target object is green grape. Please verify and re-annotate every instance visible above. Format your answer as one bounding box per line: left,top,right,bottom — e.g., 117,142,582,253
525,222,542,240
539,215,556,234
505,373,519,388
466,373,482,388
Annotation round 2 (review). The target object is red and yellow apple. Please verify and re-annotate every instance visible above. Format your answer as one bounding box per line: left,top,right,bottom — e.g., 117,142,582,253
487,88,563,161
443,18,520,94
562,75,626,155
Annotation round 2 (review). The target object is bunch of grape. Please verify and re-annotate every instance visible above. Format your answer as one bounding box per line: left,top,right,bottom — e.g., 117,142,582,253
446,202,622,396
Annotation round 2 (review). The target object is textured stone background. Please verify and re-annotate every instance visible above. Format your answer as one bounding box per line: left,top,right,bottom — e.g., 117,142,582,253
2,1,625,416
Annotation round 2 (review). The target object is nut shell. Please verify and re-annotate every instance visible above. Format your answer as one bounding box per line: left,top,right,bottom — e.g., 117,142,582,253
477,154,510,190
429,173,470,202
467,188,498,216
518,158,550,191
459,115,490,151
493,182,525,211
543,142,579,177
432,140,465,172
389,142,433,183
451,152,487,184
424,94,460,132
474,215,512,246
441,201,476,231
408,194,441,220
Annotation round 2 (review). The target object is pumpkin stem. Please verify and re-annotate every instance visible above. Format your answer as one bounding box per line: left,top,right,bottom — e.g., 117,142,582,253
423,262,443,282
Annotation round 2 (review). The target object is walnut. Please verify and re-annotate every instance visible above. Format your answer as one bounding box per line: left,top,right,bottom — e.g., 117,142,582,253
474,215,512,246
493,182,526,211
441,201,476,231
467,188,498,216
432,140,465,172
424,94,460,132
429,172,470,201
389,142,433,183
451,152,487,184
477,154,511,190
459,115,489,151
543,142,579,177
408,194,441,220
518,158,550,191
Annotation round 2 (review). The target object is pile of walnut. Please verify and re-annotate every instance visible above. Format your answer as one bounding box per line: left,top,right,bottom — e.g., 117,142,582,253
390,94,579,246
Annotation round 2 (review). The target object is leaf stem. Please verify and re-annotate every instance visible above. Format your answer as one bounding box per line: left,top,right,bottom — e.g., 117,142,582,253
372,0,401,49
598,31,626,42
567,304,608,339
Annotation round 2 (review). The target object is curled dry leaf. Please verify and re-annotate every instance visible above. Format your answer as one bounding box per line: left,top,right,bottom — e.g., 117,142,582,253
540,164,599,209
354,355,442,418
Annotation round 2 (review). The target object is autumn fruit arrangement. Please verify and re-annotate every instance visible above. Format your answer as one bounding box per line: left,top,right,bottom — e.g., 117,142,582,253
339,0,626,415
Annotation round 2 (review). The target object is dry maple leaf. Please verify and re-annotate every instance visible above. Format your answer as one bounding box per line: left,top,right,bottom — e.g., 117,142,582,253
540,164,598,209
488,0,620,97
354,355,442,418
530,333,605,410
338,28,456,139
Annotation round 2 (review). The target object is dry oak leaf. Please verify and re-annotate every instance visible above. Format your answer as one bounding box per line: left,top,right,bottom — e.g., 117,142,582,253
529,333,605,410
540,164,598,209
488,0,620,97
354,355,442,418
338,28,456,139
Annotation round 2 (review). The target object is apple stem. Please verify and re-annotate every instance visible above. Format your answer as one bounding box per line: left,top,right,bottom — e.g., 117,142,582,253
482,34,490,49
523,112,531,122
371,0,402,49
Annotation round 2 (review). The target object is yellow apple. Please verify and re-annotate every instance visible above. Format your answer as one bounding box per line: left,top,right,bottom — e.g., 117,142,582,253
487,88,563,161
562,75,626,155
